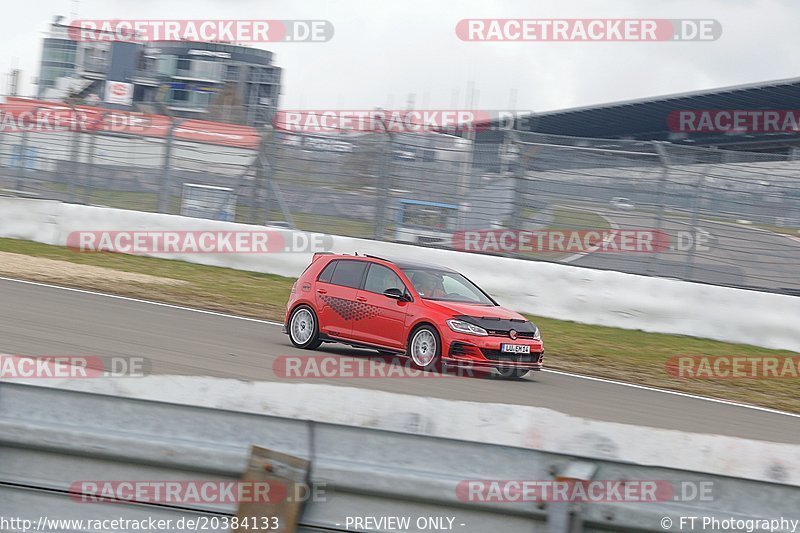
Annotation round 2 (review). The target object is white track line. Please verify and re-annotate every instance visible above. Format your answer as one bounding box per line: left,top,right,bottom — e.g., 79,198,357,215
543,368,800,418
0,276,284,326
1,275,798,418
695,218,800,246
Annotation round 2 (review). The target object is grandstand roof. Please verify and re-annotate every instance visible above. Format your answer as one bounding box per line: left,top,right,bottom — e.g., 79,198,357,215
512,76,800,152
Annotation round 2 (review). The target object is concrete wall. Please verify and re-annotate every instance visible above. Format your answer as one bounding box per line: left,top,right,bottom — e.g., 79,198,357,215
1,197,799,352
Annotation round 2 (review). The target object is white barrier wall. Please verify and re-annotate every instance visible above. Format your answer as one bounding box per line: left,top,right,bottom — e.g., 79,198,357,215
11,376,799,486
2,197,799,352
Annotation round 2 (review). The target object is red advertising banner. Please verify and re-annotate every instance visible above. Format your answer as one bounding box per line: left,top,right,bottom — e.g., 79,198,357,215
0,97,260,149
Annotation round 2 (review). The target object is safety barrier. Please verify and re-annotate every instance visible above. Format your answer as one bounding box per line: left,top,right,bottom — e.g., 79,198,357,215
1,197,799,352
1,378,798,532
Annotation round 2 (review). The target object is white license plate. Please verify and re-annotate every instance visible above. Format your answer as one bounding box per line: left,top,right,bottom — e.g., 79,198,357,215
501,344,531,354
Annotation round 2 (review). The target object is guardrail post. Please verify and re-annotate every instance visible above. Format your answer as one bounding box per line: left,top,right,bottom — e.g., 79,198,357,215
547,461,597,533
234,445,310,533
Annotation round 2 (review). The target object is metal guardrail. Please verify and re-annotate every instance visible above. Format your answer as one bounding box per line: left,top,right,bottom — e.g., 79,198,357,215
1,382,798,532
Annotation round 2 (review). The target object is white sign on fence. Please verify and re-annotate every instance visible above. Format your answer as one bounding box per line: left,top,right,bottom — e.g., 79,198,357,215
104,81,134,106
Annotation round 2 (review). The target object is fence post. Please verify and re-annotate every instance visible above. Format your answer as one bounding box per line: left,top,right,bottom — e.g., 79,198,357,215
82,111,106,206
14,128,29,193
267,167,295,229
507,129,526,231
84,129,98,205
157,118,180,214
67,126,82,204
249,127,269,225
256,125,294,228
647,142,671,276
373,126,393,241
260,126,276,225
682,169,707,282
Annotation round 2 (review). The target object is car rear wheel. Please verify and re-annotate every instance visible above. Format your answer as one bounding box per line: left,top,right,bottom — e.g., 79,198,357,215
288,305,322,350
408,325,441,371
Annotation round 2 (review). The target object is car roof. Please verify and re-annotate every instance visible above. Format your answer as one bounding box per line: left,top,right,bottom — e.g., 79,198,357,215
372,255,456,273
326,253,456,273
390,258,456,273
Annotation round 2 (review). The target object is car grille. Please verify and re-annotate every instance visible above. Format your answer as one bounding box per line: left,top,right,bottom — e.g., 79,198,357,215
485,329,537,339
481,349,543,364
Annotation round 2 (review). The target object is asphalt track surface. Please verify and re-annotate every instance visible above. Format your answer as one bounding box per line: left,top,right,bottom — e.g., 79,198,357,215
565,204,800,293
1,277,798,444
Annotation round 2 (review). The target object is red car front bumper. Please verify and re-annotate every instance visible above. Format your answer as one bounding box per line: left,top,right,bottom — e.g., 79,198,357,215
441,332,544,371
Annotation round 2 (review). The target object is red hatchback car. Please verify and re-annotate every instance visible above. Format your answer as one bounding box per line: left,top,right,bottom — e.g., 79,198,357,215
283,253,544,378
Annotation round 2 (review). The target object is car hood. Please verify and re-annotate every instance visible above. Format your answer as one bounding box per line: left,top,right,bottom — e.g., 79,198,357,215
424,300,528,322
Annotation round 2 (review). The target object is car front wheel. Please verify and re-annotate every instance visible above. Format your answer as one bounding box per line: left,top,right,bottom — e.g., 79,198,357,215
288,305,322,350
408,325,441,371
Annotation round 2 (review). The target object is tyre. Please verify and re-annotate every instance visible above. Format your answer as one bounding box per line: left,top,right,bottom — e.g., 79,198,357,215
496,367,530,379
288,305,322,350
407,325,442,371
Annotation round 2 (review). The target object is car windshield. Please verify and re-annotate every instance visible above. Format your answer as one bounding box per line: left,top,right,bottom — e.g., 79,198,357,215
401,267,495,305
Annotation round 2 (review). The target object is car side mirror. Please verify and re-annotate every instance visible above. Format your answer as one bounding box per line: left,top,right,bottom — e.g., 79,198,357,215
383,288,405,300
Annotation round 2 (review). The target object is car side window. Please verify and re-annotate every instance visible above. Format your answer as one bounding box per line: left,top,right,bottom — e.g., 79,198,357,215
328,260,368,289
317,261,337,283
364,264,405,294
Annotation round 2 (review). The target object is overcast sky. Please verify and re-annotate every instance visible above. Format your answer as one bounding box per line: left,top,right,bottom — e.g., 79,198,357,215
1,0,797,112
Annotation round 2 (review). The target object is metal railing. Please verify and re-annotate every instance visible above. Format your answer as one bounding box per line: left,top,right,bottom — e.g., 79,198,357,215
1,382,797,532
1,116,799,294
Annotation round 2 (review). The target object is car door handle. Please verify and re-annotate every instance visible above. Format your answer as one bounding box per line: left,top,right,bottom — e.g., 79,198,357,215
356,296,367,302
316,288,327,294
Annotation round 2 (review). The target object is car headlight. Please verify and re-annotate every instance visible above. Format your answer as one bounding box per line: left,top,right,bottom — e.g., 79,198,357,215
446,319,488,336
532,326,541,341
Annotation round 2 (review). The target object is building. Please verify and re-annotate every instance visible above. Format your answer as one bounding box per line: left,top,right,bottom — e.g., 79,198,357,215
36,22,79,97
132,41,281,125
35,20,282,126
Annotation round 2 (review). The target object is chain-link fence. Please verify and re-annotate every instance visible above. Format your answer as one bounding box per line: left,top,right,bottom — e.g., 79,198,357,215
2,116,799,295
